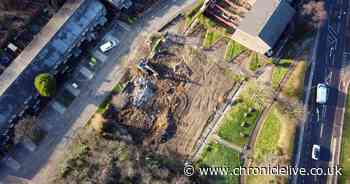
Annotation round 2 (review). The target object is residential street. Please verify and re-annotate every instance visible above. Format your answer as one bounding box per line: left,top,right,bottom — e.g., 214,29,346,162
294,0,350,183
0,0,197,183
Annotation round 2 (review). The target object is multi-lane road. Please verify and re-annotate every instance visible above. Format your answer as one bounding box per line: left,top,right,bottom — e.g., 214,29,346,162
295,0,350,183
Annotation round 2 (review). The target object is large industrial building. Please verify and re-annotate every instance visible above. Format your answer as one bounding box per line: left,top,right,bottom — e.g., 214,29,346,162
232,0,295,54
0,0,107,154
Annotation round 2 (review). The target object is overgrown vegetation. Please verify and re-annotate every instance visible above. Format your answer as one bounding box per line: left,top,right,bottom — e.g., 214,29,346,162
55,126,202,184
14,116,46,144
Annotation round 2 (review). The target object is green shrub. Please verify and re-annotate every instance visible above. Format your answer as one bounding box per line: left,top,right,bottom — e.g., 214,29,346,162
34,73,56,97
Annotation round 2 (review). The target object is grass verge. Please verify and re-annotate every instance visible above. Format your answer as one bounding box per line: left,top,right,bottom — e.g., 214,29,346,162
339,87,350,184
224,40,246,62
282,61,307,100
203,29,223,49
249,53,261,71
199,142,240,184
248,105,296,183
272,60,292,89
96,83,124,113
253,106,282,161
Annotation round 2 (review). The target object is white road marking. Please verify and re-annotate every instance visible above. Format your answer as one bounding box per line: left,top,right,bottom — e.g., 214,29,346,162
322,105,327,121
329,26,337,36
320,123,324,138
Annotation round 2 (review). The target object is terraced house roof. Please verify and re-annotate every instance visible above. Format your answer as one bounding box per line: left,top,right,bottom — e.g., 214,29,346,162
0,0,106,133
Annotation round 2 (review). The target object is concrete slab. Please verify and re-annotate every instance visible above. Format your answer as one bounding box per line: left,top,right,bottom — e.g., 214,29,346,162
51,101,66,114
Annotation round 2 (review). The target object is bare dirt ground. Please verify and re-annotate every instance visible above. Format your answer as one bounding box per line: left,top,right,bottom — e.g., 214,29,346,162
110,33,238,157
157,45,237,156
97,14,242,157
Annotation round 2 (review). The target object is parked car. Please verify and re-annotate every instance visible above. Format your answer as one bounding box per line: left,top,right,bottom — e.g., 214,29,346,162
72,82,79,89
99,39,119,53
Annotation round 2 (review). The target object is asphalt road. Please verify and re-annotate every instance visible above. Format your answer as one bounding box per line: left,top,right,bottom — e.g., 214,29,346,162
296,0,350,183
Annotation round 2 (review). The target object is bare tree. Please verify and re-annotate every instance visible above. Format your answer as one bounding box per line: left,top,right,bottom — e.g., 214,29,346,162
14,116,44,144
302,1,327,28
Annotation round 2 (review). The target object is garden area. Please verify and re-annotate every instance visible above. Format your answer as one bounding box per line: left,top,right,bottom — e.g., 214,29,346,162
218,82,268,147
198,142,241,184
218,100,261,147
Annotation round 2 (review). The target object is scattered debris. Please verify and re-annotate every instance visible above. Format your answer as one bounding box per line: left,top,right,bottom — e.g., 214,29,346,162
132,77,156,107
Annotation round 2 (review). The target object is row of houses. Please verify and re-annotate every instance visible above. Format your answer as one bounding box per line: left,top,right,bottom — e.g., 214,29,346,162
0,0,108,155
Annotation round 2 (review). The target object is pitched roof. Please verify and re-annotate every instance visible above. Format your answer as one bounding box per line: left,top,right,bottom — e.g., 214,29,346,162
0,0,105,131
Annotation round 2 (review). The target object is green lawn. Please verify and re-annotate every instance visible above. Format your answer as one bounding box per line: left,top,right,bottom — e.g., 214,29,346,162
249,53,261,71
339,87,350,184
272,59,292,89
218,101,261,147
199,142,240,184
253,106,282,161
203,29,223,49
282,61,307,100
224,40,246,62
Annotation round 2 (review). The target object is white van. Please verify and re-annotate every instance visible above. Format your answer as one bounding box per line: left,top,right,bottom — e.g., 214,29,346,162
312,144,320,160
316,83,328,104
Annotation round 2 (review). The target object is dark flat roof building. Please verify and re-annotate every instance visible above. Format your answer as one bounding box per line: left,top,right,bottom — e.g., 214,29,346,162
0,0,107,149
232,0,295,54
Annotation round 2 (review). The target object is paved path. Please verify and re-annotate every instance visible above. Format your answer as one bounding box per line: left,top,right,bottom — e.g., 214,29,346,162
212,135,243,152
0,0,198,183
